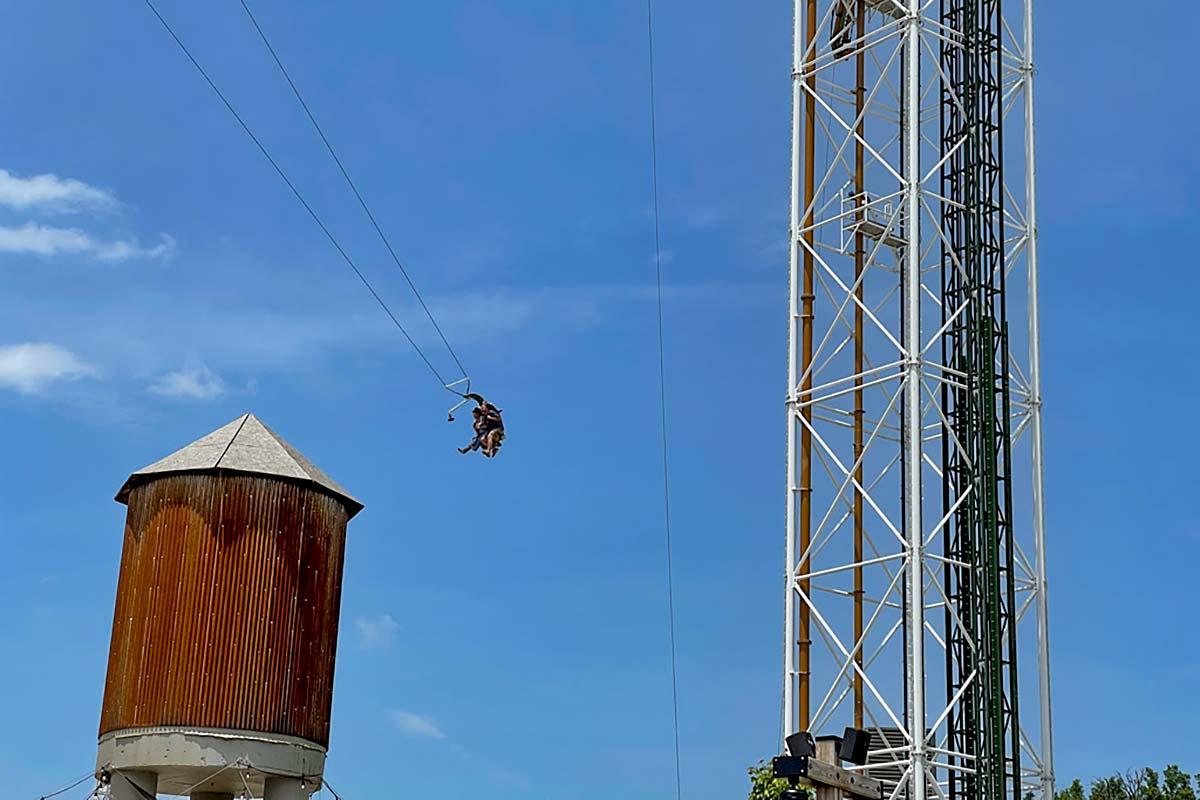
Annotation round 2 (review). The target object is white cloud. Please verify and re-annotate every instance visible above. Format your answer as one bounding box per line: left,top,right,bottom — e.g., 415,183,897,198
0,168,116,213
93,234,176,262
0,343,97,394
389,710,446,740
430,282,771,342
149,366,227,400
354,613,399,649
0,223,174,262
0,281,772,399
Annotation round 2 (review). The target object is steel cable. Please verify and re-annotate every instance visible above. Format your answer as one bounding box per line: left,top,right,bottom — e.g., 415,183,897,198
37,770,97,800
237,0,468,380
141,0,457,390
645,1,683,798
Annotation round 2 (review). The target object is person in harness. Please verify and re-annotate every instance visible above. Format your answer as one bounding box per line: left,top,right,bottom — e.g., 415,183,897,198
456,394,505,457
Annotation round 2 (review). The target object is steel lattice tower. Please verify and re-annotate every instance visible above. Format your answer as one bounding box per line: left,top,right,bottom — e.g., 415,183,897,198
781,3,1053,800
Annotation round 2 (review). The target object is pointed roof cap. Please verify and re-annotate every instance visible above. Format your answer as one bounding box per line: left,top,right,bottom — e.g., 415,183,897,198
115,413,363,517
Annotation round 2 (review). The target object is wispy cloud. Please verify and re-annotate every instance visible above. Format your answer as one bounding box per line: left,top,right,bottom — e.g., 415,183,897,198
389,709,446,740
653,249,676,266
431,282,771,342
0,223,174,262
149,365,226,400
0,168,116,213
90,233,176,262
355,614,399,649
0,343,97,394
0,167,173,264
0,281,771,406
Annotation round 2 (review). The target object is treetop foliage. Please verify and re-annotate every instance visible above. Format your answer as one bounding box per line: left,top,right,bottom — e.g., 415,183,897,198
1057,767,1197,800
748,760,810,800
748,762,1197,800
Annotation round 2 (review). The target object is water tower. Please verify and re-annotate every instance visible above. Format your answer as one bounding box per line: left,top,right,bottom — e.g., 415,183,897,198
96,414,362,800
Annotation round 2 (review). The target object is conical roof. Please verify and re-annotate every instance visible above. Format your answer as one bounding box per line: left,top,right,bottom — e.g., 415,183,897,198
115,413,363,517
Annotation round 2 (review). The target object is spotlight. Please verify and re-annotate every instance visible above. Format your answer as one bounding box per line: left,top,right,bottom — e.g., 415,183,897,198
785,731,816,757
838,727,871,766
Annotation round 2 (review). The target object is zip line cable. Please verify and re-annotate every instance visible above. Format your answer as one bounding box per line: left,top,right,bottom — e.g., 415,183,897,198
645,2,683,798
141,0,460,391
236,0,468,380
145,0,672,779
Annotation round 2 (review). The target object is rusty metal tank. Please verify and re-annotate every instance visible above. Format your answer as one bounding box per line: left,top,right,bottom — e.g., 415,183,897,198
96,414,362,800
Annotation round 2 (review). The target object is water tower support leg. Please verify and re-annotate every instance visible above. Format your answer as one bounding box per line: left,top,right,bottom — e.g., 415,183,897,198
264,778,309,800
192,792,234,800
111,770,158,800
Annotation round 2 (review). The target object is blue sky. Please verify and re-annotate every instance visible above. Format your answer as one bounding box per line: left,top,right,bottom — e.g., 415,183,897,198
0,2,1196,799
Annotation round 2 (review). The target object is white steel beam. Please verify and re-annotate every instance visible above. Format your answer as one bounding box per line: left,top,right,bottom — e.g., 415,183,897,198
902,3,927,800
780,2,1052,797
784,0,803,741
1022,0,1056,796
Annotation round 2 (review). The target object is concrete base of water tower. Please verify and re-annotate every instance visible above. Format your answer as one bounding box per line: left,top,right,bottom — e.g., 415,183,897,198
97,727,325,798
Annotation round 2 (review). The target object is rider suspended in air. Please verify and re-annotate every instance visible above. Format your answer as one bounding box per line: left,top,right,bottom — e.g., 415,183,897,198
453,393,505,458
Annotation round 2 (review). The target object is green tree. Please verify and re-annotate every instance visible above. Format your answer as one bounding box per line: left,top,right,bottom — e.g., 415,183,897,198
1164,766,1197,800
748,761,811,800
1145,769,1165,800
1058,779,1088,800
1056,765,1198,800
1092,775,1132,800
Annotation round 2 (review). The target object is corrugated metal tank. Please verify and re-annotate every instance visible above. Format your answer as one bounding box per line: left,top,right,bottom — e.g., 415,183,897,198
101,472,348,745
96,414,362,799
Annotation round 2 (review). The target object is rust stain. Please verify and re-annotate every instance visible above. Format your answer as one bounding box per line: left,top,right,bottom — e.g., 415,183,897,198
99,473,349,747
